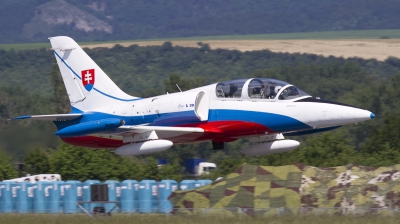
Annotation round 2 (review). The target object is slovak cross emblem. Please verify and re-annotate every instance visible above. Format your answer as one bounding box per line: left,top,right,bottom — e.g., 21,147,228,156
81,69,95,91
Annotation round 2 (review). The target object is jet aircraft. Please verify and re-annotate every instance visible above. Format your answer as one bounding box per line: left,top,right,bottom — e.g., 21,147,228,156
12,36,375,156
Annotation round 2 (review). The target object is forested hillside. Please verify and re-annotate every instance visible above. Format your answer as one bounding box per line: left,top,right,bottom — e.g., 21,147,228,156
2,43,400,97
2,0,400,43
1,43,400,180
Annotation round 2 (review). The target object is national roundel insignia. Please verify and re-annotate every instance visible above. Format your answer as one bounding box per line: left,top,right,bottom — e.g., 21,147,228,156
81,69,95,91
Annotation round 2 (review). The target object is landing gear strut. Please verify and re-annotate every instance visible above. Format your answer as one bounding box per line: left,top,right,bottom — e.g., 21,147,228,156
212,141,224,150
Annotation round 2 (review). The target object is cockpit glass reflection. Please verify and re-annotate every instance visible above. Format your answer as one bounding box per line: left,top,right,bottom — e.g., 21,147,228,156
248,79,288,99
216,79,247,98
247,78,309,100
277,86,308,100
216,78,310,100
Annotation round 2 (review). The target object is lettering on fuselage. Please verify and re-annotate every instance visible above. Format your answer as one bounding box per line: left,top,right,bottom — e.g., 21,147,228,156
178,103,195,108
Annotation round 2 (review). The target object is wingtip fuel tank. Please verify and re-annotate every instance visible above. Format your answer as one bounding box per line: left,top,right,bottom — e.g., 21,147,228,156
114,140,173,156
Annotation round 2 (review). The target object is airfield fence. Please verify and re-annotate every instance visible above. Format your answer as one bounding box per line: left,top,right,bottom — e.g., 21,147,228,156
169,207,400,217
2,207,400,217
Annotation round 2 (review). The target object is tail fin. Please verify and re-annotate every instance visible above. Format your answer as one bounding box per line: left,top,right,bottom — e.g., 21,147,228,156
49,36,139,112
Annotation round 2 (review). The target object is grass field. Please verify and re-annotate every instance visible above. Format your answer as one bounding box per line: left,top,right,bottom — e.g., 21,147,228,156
1,214,399,224
1,29,400,51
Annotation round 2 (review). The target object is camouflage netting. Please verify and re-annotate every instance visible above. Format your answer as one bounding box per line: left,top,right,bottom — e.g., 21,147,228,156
301,164,400,215
169,163,400,216
169,164,303,216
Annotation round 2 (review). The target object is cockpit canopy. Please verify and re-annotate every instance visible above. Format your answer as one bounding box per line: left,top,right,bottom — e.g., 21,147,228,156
216,78,310,100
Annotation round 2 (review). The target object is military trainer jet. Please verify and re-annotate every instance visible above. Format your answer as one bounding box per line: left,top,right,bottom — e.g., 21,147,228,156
12,36,375,156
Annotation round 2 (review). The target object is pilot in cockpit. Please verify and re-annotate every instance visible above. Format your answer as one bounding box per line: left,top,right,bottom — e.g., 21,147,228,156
218,79,306,100
264,82,278,99
278,86,300,100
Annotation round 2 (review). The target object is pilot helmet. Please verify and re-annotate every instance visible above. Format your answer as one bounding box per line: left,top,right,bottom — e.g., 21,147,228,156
274,86,282,94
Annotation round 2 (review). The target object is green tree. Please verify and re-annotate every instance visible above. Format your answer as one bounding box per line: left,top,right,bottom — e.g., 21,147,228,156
358,115,400,166
49,144,141,181
0,150,18,181
362,116,400,153
164,73,206,94
140,157,161,180
197,42,211,52
158,159,183,182
23,148,51,175
292,131,358,167
0,85,59,158
50,59,70,114
164,73,191,93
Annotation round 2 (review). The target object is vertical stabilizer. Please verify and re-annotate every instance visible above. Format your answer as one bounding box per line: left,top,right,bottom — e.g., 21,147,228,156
49,36,139,112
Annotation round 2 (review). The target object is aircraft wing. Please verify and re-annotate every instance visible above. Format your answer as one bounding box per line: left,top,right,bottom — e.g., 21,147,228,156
99,125,205,141
10,114,82,121
117,125,204,134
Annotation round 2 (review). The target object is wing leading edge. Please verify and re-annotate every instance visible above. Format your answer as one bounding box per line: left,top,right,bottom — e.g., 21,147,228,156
10,114,82,121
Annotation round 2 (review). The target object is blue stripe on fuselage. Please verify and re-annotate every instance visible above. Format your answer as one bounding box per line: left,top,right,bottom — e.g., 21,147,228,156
56,108,311,133
208,109,311,133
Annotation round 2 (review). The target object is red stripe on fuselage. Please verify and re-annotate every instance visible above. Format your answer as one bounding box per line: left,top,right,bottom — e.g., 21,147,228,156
61,121,272,149
177,121,272,142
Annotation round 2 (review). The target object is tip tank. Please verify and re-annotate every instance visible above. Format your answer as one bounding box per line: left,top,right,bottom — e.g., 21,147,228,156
114,140,173,156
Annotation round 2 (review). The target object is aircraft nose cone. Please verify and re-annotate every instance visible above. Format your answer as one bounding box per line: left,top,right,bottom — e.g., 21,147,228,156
352,109,374,122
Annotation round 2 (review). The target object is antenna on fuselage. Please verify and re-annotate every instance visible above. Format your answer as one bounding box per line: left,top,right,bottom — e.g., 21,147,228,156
176,84,182,92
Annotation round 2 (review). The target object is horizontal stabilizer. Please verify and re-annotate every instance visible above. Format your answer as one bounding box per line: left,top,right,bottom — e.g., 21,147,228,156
10,114,81,121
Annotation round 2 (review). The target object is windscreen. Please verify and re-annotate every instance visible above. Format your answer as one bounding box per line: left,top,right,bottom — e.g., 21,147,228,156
277,85,310,100
247,78,309,100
